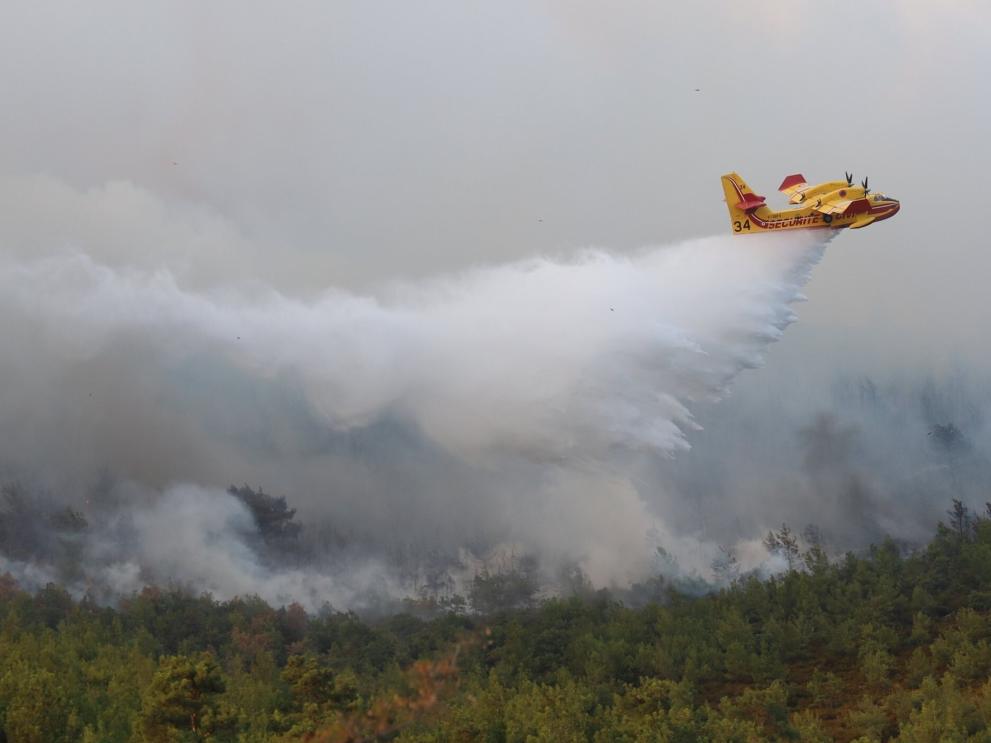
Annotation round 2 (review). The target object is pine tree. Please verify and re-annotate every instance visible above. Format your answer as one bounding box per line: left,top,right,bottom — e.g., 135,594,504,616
137,653,234,741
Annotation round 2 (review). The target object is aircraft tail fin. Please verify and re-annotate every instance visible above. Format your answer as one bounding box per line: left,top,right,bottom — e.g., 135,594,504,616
721,172,771,232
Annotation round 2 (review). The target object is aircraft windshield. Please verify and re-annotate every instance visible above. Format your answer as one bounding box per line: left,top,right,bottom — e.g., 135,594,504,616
872,193,899,204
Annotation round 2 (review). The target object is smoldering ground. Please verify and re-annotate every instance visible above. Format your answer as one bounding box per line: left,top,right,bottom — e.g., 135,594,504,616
0,216,836,608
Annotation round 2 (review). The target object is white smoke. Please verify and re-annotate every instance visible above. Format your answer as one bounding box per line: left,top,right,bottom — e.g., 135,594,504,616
1,233,824,452
0,227,829,604
99,485,401,611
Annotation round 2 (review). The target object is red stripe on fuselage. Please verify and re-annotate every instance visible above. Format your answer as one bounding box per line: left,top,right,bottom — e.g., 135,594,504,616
728,176,901,230
728,177,832,230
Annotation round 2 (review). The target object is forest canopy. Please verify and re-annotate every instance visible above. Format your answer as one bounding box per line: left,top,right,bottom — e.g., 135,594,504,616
2,500,991,740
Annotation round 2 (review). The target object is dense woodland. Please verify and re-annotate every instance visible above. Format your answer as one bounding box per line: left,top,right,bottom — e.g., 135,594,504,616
2,500,991,741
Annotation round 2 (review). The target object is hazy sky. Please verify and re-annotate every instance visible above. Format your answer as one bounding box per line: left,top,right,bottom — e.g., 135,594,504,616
3,2,988,313
0,1,989,600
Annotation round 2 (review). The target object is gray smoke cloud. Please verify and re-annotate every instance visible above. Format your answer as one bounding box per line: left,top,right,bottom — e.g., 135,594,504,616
0,205,828,604
657,365,991,561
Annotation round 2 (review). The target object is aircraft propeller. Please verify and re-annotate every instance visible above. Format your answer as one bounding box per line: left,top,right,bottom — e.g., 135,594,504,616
861,176,870,195
845,171,853,186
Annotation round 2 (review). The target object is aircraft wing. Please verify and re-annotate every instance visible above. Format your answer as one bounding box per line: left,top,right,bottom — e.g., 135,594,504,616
814,199,853,216
778,174,808,203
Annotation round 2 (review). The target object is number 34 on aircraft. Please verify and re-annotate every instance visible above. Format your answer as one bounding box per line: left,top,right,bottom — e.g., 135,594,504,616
721,172,899,233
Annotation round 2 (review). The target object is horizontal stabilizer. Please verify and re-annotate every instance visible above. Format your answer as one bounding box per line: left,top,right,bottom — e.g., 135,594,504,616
735,193,766,211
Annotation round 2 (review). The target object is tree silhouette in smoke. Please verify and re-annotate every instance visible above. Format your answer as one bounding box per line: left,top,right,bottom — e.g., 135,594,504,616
929,423,970,455
228,485,302,559
763,524,800,571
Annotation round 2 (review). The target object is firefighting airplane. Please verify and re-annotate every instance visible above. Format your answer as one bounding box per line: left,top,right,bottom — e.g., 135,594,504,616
721,172,899,233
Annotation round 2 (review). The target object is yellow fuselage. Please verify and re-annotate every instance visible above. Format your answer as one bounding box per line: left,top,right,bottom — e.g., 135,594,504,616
721,173,900,233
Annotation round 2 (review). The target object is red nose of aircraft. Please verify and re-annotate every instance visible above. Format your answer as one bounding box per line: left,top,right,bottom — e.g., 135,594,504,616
873,195,900,221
